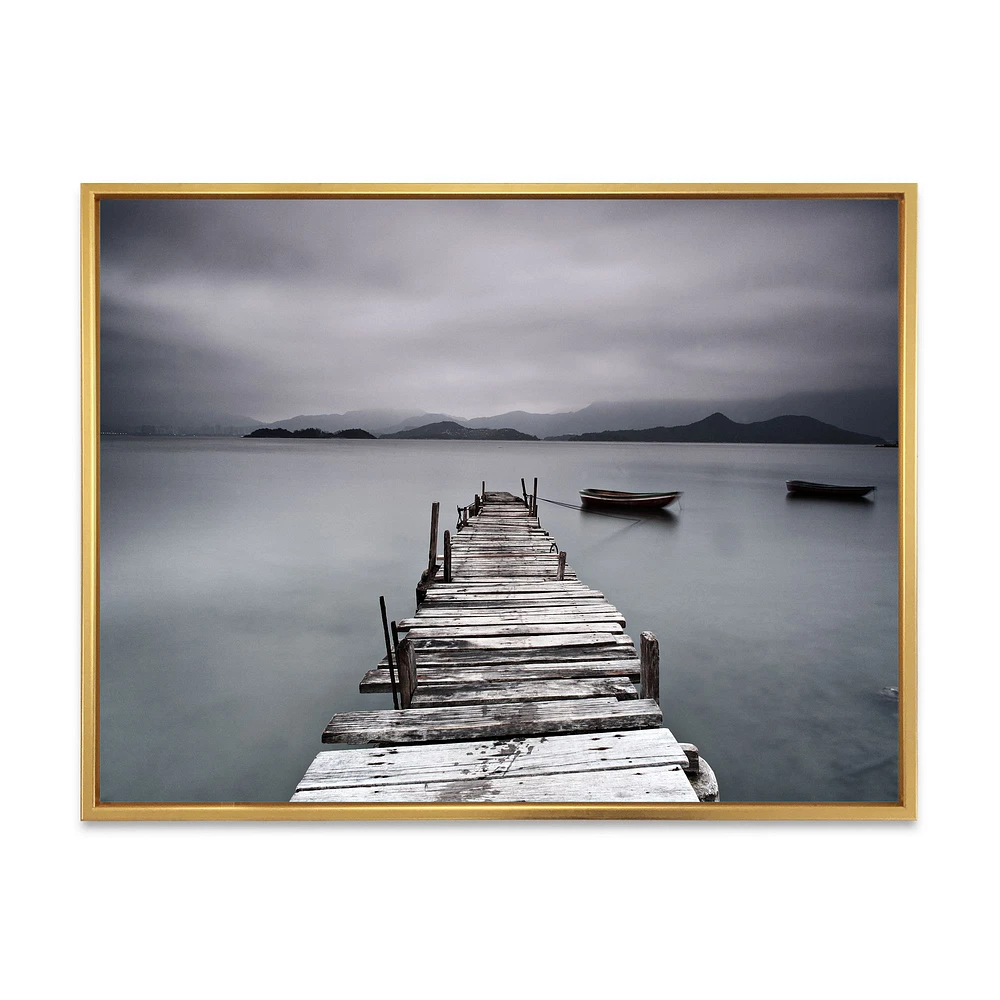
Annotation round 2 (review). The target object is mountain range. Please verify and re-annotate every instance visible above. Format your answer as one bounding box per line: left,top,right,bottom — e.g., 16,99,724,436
549,412,884,445
249,389,892,440
102,387,897,440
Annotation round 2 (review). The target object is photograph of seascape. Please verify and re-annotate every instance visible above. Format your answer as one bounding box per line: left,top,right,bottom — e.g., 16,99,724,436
96,194,902,807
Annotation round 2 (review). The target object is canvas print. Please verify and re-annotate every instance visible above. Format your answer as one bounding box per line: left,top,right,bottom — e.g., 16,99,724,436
94,192,905,810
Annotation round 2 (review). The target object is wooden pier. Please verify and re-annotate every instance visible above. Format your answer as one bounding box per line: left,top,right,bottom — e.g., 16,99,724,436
292,487,717,803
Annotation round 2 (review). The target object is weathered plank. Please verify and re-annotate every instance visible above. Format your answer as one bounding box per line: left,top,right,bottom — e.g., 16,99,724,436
297,728,690,791
449,554,557,559
409,596,610,607
409,676,637,706
398,615,626,632
407,632,619,651
419,593,609,605
450,570,570,578
459,533,549,538
420,594,599,604
406,622,624,639
293,766,697,802
322,697,663,744
358,659,643,692
425,582,598,592
449,576,577,584
420,592,612,600
451,554,557,561
451,541,556,547
403,605,622,619
376,642,637,668
460,532,549,538
451,552,558,558
452,542,554,547
453,548,554,555
423,582,595,592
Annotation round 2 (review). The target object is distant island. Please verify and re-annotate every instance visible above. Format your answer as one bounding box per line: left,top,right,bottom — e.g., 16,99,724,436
546,412,884,445
380,421,538,441
244,427,376,439
332,428,378,439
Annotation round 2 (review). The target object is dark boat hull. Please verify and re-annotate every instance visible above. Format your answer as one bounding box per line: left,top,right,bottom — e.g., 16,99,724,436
785,480,875,498
580,488,682,510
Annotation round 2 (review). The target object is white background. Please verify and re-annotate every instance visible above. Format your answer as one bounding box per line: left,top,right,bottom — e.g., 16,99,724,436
3,2,996,996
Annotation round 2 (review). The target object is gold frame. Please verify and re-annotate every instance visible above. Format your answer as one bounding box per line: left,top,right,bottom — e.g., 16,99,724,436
81,183,917,821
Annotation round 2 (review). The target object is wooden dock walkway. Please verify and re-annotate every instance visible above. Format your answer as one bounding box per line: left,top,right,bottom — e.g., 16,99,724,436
292,487,717,803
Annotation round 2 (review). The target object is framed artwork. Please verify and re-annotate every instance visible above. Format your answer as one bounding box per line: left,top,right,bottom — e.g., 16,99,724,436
81,184,916,819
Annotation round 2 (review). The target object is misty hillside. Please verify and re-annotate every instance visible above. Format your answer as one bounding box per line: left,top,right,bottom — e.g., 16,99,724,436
379,421,537,441
548,412,884,445
258,408,423,434
464,389,896,441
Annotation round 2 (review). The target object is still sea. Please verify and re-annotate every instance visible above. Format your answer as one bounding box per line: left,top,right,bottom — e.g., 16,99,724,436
100,438,899,803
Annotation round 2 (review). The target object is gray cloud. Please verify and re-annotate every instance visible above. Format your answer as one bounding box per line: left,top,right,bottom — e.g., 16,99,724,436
100,197,898,426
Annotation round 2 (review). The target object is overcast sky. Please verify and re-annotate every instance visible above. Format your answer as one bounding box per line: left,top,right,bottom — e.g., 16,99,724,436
100,197,898,423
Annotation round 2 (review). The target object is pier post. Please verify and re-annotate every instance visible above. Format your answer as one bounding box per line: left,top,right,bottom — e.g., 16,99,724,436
678,744,719,801
379,596,400,710
640,631,660,704
482,480,486,498
444,529,452,582
557,551,567,581
521,478,527,503
532,477,538,517
426,502,440,579
397,638,418,709
679,743,700,774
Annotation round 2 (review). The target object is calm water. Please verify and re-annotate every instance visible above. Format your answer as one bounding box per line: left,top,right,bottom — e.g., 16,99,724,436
100,438,899,803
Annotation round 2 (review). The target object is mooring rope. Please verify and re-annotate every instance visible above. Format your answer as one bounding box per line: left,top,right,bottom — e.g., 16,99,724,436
536,495,645,524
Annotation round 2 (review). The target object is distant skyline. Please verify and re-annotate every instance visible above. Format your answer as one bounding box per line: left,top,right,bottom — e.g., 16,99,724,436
100,197,899,427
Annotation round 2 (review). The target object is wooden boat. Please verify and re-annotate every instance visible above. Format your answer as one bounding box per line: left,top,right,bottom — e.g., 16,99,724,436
579,488,682,510
785,480,875,498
